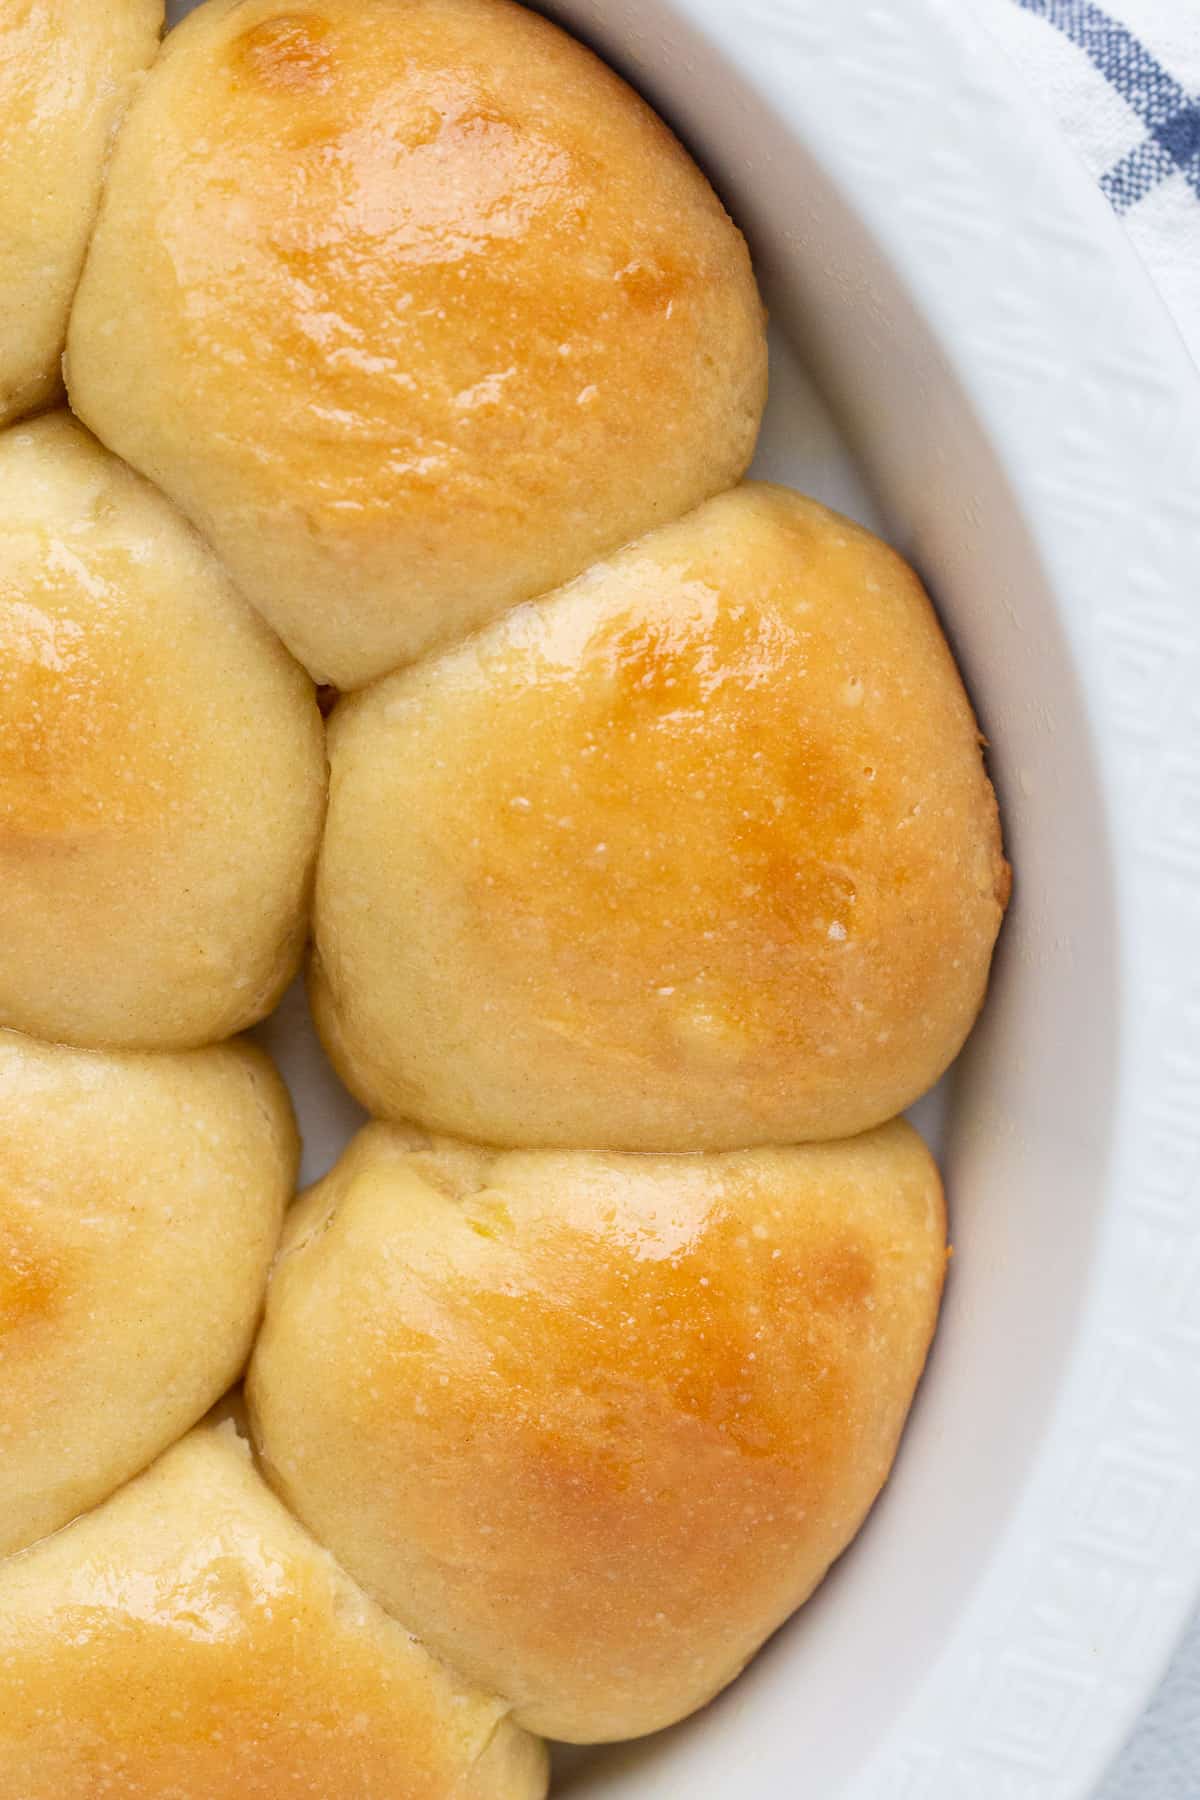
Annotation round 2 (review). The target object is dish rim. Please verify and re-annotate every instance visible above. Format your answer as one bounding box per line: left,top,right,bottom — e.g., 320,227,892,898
667,1,1200,1792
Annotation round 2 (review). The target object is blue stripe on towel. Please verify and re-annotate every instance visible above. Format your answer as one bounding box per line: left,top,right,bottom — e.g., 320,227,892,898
1013,0,1200,212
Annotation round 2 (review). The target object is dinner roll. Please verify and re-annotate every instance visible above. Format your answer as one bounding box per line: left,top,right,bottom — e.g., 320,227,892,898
248,1119,946,1742
66,0,766,688
312,484,1010,1150
0,1419,548,1800
0,1029,294,1559
0,415,326,1050
0,1,161,426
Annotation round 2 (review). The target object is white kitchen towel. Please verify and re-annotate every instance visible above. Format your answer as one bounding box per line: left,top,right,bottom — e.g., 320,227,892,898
974,2,1200,1794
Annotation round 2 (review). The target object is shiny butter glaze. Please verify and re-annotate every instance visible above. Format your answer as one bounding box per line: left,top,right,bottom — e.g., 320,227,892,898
248,1120,946,1741
314,484,1009,1148
0,1423,547,1799
67,0,766,684
0,545,175,841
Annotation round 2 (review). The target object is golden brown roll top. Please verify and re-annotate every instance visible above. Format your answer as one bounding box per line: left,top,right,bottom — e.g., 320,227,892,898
313,483,1009,1150
0,1027,295,1559
0,414,326,1050
0,1419,548,1800
66,0,767,687
0,0,162,425
248,1119,947,1742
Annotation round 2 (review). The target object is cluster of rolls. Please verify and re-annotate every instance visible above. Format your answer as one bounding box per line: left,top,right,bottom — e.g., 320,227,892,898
0,0,1009,1792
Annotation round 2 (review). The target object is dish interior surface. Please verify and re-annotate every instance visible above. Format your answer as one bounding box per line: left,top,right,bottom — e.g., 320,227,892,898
168,1,1121,1794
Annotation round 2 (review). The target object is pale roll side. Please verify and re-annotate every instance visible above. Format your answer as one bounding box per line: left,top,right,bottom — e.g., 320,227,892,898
0,1028,295,1559
0,414,326,1050
0,0,162,426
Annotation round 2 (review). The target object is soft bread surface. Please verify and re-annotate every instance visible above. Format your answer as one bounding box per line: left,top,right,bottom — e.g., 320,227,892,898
313,484,1009,1150
0,0,161,425
0,415,326,1049
247,1119,946,1741
0,1420,548,1800
66,0,766,687
0,1030,295,1559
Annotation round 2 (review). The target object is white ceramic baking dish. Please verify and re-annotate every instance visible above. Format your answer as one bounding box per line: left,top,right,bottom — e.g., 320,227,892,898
167,1,1200,1794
